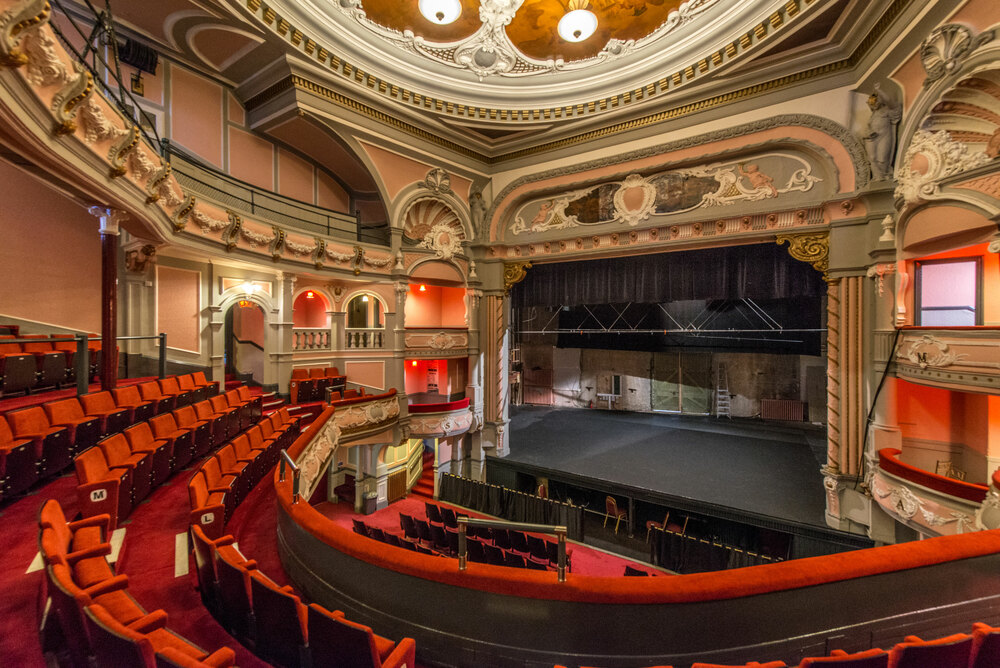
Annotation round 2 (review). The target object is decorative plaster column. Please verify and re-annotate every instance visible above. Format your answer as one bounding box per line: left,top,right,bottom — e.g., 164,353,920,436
482,291,509,456
89,207,127,391
273,272,296,396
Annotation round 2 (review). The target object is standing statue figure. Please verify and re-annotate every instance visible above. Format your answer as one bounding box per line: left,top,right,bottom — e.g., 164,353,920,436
469,188,488,236
863,84,902,181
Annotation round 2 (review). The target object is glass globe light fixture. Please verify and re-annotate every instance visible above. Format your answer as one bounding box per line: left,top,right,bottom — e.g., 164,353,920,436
558,0,597,42
419,0,462,25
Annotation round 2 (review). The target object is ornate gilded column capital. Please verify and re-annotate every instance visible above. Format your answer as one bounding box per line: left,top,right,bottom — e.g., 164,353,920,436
88,207,128,235
503,261,532,294
776,232,829,280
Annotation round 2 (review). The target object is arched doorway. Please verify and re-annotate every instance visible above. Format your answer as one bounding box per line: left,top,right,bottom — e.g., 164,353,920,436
225,299,266,385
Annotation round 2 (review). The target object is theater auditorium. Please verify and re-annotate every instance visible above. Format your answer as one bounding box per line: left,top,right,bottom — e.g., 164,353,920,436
2,0,1000,666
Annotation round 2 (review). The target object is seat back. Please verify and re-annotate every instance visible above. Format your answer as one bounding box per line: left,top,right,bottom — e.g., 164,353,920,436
99,433,134,467
201,457,229,488
193,401,217,421
290,369,310,380
176,374,197,392
44,398,87,424
216,444,239,472
323,612,384,667
189,524,222,606
81,391,118,413
799,649,888,667
138,382,165,401
112,385,144,406
174,405,199,428
7,406,53,435
159,376,183,395
75,445,113,481
209,395,230,413
889,634,972,668
83,603,156,668
124,422,157,451
971,623,1000,668
248,571,307,665
213,548,254,639
306,604,348,667
309,368,325,379
47,562,96,662
149,413,179,438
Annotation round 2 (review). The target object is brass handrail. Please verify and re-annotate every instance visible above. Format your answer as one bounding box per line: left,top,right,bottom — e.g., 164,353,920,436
279,450,301,504
457,517,568,583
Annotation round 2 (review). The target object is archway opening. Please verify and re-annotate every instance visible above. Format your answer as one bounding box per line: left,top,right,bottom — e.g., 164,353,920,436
225,300,266,384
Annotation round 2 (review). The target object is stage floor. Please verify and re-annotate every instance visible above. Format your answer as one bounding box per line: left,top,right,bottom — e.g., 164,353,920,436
504,406,830,530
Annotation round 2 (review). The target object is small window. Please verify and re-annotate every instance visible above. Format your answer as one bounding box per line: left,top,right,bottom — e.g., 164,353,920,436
612,374,622,395
916,258,981,326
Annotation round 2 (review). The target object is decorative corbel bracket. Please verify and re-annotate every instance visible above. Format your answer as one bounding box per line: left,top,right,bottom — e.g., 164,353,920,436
776,232,830,281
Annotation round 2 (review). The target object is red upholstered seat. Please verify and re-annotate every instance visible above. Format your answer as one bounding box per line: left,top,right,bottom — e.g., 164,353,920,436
0,413,40,498
75,444,133,526
249,570,309,667
20,334,68,388
888,633,972,668
84,603,233,668
6,405,71,476
188,471,228,537
189,524,233,610
99,434,154,504
49,334,79,383
192,371,219,396
158,645,237,667
43,398,101,453
80,391,130,436
38,522,115,590
798,649,888,667
289,368,316,404
235,384,263,422
231,434,264,482
315,606,416,668
176,374,208,403
971,622,1000,668
149,413,195,470
124,422,174,487
209,395,240,439
111,385,156,425
137,381,175,414
0,336,38,395
691,662,787,668
213,545,257,639
173,405,213,457
215,444,251,502
193,400,228,447
224,389,253,431
160,376,196,406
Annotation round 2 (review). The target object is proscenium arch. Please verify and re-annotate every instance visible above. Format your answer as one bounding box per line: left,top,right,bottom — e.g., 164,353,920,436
486,115,869,243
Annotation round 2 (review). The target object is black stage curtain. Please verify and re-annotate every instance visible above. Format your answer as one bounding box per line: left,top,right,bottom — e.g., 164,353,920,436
650,528,775,573
439,474,584,541
512,243,824,309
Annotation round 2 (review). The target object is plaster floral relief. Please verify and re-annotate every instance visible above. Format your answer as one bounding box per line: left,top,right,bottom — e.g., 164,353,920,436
509,152,822,236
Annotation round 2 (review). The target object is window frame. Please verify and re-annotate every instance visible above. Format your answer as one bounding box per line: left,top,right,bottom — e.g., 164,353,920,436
914,256,983,327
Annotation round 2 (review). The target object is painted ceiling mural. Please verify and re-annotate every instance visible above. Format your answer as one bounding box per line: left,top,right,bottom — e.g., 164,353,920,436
509,153,824,237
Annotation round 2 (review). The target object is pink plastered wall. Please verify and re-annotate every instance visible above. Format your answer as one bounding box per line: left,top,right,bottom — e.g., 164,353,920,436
228,126,274,190
293,291,329,328
156,266,201,353
233,302,265,347
278,149,315,203
317,170,349,211
0,160,100,332
170,66,223,168
404,285,466,328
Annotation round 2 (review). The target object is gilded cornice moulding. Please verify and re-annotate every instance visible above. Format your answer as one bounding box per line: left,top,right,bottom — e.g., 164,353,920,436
775,232,829,280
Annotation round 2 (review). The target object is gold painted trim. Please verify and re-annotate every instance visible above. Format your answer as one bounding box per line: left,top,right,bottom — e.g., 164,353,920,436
776,232,829,280
503,261,532,294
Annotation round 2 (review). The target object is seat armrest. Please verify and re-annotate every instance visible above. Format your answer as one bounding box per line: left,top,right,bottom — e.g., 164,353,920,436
126,609,168,633
202,647,237,667
65,542,112,564
382,637,417,668
67,514,112,536
83,574,130,597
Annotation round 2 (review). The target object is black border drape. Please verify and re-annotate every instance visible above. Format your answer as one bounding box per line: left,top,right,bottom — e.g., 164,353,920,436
512,244,824,308
438,474,584,541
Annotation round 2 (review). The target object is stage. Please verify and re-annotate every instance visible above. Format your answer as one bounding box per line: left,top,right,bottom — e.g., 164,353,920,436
495,406,864,550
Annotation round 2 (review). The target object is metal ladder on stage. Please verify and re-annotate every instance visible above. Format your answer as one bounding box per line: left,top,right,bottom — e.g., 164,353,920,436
715,364,731,419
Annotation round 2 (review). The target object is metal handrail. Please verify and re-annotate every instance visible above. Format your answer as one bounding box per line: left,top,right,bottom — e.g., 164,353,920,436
279,450,301,504
457,517,569,583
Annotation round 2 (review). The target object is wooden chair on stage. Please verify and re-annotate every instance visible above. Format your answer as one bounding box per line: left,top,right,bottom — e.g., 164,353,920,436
604,496,627,534
646,511,670,543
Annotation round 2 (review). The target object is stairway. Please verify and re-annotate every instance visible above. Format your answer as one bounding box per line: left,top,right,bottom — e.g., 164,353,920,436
410,450,436,498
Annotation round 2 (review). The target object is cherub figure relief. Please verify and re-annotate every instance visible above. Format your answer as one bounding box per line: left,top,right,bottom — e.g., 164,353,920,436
738,163,778,197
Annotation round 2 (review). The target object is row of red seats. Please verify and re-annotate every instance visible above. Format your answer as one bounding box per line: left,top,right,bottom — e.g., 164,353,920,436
0,333,116,396
188,407,301,539
38,498,235,668
75,386,261,527
0,373,218,503
289,366,346,403
554,624,1000,667
186,403,416,668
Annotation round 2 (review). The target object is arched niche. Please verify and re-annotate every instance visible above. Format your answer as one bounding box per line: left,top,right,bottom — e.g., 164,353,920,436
405,261,468,329
293,288,331,328
344,291,387,329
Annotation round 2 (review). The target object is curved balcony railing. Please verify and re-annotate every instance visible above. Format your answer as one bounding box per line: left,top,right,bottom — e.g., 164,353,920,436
894,327,1000,393
275,413,1000,665
407,398,473,438
878,448,988,504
